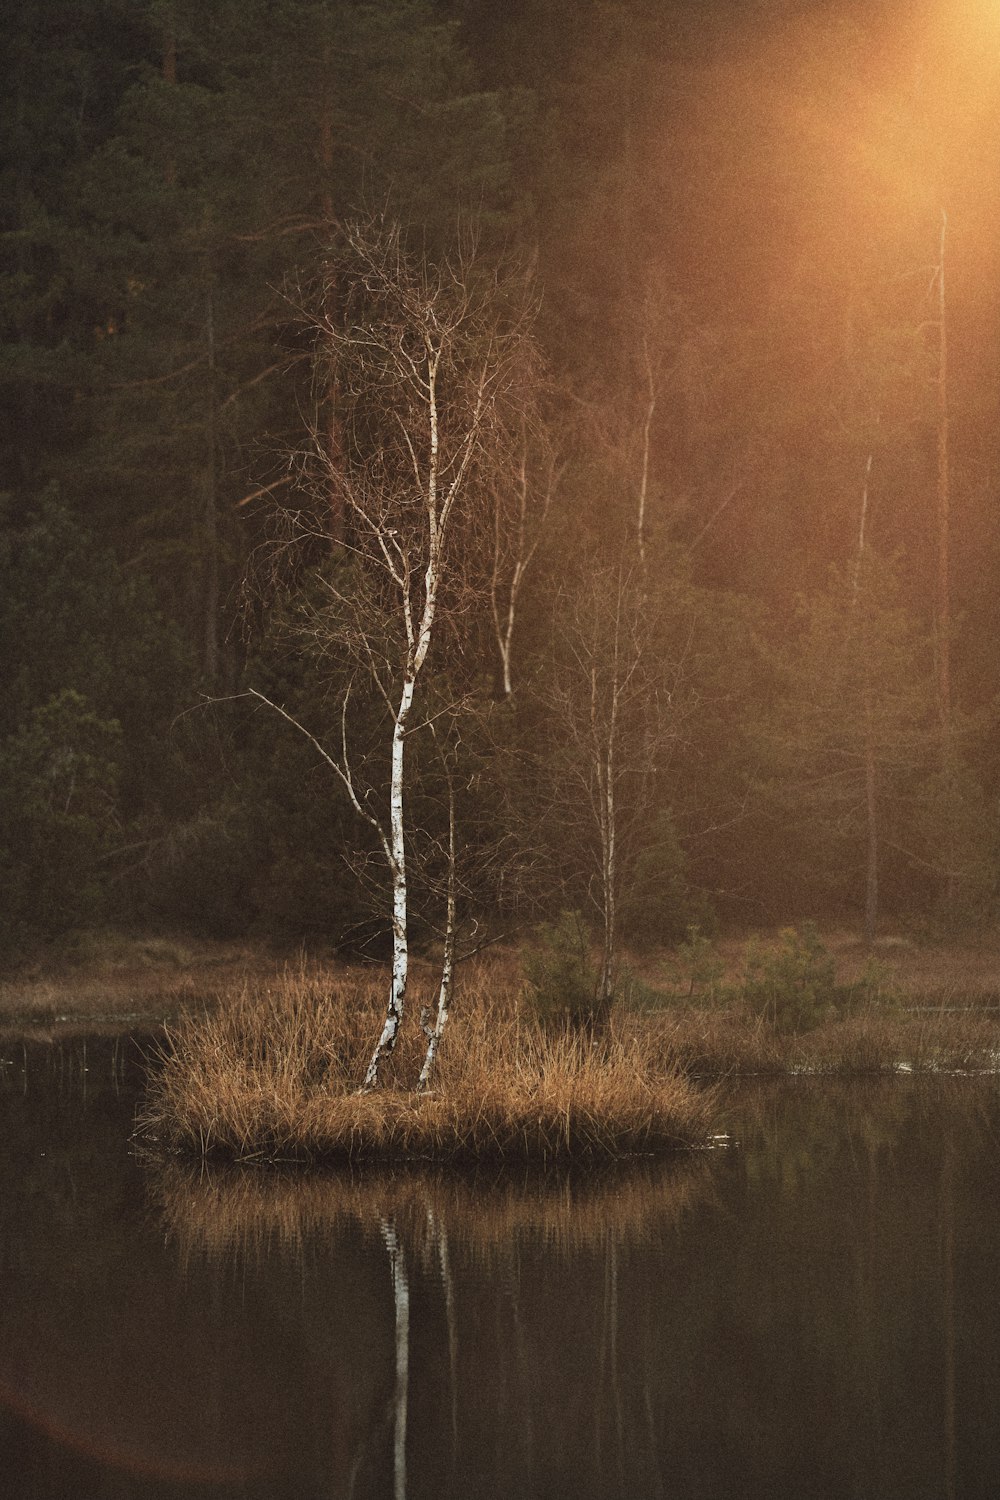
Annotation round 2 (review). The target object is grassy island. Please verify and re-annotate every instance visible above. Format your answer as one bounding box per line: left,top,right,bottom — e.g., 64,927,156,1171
139,961,716,1165
138,927,1000,1167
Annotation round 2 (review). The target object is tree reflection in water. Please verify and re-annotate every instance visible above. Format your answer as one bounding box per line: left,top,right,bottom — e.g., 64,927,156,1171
3,1038,1000,1499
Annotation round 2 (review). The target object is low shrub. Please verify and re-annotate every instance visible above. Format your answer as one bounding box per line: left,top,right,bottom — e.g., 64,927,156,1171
618,968,675,1012
523,911,600,1027
741,923,836,1033
674,924,727,1001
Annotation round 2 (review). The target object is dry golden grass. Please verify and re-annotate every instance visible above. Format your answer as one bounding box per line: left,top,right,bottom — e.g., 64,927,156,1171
642,926,1000,1001
641,1003,1000,1077
139,958,716,1164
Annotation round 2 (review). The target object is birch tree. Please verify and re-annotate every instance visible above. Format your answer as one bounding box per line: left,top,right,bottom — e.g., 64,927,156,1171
256,218,534,1087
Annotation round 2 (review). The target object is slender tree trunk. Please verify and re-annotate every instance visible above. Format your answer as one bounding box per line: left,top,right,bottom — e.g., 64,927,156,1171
204,290,219,685
863,678,879,946
490,431,555,701
598,741,617,1013
290,223,528,1089
491,461,527,702
637,334,656,579
364,677,414,1088
163,12,177,86
854,452,878,945
936,210,952,743
593,645,619,1014
325,386,344,546
935,212,959,920
418,777,456,1091
853,453,872,604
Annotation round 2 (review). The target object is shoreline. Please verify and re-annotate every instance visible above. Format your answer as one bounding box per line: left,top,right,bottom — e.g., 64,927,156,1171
6,930,1000,1166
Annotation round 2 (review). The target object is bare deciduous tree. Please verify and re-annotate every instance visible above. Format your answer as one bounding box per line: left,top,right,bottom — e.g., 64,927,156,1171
252,217,536,1087
537,559,675,1013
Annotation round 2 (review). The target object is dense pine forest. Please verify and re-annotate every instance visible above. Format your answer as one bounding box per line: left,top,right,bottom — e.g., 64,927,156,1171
4,0,1000,967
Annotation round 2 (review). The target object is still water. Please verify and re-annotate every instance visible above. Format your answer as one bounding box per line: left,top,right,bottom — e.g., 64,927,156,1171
1,1034,998,1499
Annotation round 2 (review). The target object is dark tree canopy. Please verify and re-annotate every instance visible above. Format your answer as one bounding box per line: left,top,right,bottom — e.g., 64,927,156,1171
2,0,999,956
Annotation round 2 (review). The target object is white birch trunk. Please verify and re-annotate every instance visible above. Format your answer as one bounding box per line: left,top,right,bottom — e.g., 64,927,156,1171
364,675,414,1089
363,344,447,1087
417,781,456,1091
417,965,452,1091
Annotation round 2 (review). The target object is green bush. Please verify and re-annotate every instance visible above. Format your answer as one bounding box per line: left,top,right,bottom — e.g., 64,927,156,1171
617,967,674,1012
741,922,836,1033
523,910,598,1027
675,924,727,999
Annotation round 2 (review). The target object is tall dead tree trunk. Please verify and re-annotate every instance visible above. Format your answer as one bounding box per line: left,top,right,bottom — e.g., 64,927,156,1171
636,332,656,580
546,562,658,1017
203,289,219,686
936,210,952,745
934,210,960,923
853,451,878,946
593,651,620,1015
861,667,879,946
489,423,556,702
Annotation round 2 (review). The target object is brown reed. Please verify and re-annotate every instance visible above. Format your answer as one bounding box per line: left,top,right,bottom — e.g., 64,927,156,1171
139,961,716,1164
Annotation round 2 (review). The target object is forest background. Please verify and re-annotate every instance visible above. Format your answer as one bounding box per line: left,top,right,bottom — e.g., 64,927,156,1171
3,0,1000,972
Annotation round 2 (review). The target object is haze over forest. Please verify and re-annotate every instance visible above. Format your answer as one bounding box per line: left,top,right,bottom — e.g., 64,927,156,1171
4,0,1000,961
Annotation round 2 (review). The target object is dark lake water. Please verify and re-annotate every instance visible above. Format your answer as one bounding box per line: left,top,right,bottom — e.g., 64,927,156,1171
1,1034,999,1499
